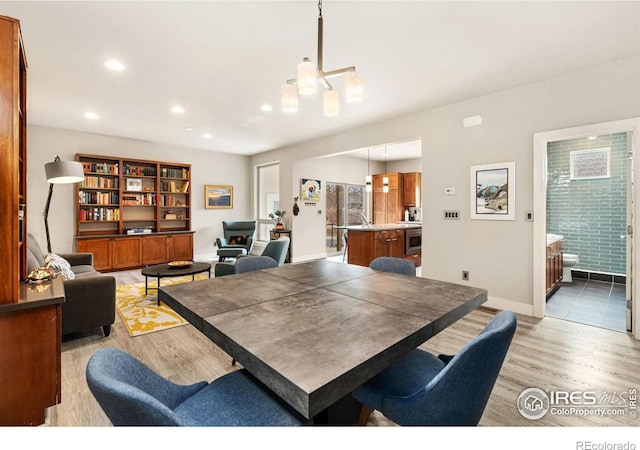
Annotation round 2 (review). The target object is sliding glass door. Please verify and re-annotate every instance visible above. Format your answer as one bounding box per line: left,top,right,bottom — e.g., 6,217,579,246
325,183,366,255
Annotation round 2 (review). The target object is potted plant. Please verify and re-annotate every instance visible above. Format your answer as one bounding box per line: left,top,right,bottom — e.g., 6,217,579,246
268,210,287,230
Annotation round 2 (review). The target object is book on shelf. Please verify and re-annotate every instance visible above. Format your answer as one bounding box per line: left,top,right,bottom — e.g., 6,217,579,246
181,181,189,193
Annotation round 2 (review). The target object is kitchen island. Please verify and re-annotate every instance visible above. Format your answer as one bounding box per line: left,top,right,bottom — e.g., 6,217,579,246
341,223,422,267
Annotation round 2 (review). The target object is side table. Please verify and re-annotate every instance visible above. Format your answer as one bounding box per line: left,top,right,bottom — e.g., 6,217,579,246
270,229,291,263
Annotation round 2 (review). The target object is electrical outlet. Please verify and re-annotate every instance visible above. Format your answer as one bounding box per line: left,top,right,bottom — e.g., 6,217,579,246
444,210,460,220
462,270,469,281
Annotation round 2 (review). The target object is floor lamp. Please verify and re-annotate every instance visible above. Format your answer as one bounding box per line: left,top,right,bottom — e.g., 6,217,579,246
43,156,84,254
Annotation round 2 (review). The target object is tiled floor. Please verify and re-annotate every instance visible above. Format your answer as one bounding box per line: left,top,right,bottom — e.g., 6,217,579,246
546,279,627,332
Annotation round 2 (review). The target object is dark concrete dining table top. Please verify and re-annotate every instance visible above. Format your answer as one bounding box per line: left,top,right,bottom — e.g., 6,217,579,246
158,259,487,420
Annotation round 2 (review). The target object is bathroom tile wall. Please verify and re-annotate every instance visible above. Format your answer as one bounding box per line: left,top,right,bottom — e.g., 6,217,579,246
547,132,628,275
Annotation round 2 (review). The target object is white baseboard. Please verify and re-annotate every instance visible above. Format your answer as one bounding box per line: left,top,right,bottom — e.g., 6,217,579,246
484,295,534,316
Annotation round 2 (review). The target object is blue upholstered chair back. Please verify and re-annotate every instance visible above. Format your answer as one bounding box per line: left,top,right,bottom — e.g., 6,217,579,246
86,347,207,426
261,237,290,266
235,255,279,273
383,311,517,425
369,256,416,276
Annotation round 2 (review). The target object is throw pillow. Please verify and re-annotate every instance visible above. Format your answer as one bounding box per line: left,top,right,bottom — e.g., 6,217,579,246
229,235,248,246
45,253,75,280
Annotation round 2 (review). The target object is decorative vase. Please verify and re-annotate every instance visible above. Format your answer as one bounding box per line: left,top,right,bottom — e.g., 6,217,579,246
275,222,285,231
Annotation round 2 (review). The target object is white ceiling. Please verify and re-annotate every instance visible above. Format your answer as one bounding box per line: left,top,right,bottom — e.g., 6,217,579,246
3,1,639,161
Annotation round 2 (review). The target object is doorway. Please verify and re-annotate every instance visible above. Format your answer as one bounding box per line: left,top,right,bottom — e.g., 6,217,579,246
544,133,629,331
325,183,366,257
533,118,640,340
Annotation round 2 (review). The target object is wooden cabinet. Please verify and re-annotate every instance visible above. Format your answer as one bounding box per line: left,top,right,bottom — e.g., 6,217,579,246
403,172,422,207
77,232,193,271
75,154,191,236
75,153,193,270
0,15,62,426
546,239,564,297
372,173,404,224
348,229,405,267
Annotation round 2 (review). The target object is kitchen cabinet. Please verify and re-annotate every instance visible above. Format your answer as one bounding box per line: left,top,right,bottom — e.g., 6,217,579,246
347,226,416,267
372,173,404,224
403,172,422,207
77,232,193,271
546,239,563,297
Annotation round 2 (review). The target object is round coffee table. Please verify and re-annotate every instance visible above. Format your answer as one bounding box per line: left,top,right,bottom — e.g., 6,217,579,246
141,262,211,305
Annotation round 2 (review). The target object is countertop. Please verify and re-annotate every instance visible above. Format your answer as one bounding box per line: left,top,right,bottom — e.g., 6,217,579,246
337,223,422,231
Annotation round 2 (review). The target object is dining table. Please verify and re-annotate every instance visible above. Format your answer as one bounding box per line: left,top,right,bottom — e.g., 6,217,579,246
158,259,487,424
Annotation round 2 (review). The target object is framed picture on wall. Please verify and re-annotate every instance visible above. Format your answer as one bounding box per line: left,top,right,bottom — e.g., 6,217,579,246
470,161,515,221
205,185,233,209
301,178,321,202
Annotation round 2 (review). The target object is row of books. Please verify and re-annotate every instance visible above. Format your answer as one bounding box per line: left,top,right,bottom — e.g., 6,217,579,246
121,193,156,206
79,207,120,222
160,167,189,179
160,195,186,207
82,161,118,175
79,190,119,205
122,164,156,177
82,176,119,189
160,180,189,193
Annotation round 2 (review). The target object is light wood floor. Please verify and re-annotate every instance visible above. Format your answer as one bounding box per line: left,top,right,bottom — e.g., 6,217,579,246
49,268,640,427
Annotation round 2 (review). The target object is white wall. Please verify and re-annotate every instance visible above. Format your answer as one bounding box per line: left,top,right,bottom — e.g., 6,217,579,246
291,155,383,260
251,55,640,314
27,126,251,260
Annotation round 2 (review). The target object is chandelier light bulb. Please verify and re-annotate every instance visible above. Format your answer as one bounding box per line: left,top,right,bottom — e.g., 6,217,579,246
297,58,317,96
344,71,363,103
323,90,339,117
281,84,298,112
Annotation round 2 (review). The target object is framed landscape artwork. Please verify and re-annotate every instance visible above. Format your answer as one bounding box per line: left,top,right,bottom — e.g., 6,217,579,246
470,161,515,221
205,185,233,209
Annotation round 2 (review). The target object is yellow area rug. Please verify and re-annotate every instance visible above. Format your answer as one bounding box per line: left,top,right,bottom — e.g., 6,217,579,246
116,274,207,337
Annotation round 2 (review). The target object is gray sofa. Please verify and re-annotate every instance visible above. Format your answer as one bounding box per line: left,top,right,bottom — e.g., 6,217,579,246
26,233,116,337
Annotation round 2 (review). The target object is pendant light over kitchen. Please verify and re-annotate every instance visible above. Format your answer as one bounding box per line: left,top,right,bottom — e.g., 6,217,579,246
382,147,389,194
365,148,372,192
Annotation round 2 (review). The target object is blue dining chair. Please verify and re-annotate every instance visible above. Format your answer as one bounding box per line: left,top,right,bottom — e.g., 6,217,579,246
86,347,308,426
352,310,517,426
369,256,416,276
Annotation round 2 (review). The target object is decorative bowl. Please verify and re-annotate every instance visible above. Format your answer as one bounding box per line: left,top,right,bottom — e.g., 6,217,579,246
168,260,193,268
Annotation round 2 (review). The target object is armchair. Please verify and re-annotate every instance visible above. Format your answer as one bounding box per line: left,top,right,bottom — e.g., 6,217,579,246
215,220,257,261
26,233,115,337
215,237,289,277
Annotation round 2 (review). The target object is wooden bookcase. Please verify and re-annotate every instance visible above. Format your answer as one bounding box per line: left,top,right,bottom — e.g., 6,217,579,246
75,154,193,271
0,15,63,426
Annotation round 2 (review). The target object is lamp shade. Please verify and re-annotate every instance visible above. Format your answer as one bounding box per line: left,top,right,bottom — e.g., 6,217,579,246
297,59,317,96
344,71,363,103
323,90,340,117
281,84,298,112
45,159,84,184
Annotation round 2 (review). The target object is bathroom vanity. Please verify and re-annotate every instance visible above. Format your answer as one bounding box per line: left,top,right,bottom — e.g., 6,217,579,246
546,234,564,297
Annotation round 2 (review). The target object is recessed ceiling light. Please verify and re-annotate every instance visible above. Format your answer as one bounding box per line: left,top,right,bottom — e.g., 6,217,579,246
84,111,99,120
202,133,212,139
588,135,598,140
260,104,273,112
104,59,125,71
184,127,193,131
171,105,185,114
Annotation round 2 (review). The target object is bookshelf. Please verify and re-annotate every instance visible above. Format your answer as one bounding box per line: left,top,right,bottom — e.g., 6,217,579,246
75,154,193,271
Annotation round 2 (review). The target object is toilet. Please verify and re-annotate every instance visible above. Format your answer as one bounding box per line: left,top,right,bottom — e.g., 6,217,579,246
563,253,579,282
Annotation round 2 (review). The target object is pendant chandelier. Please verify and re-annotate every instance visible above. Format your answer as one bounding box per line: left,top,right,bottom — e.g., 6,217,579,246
281,0,363,117
382,147,389,193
